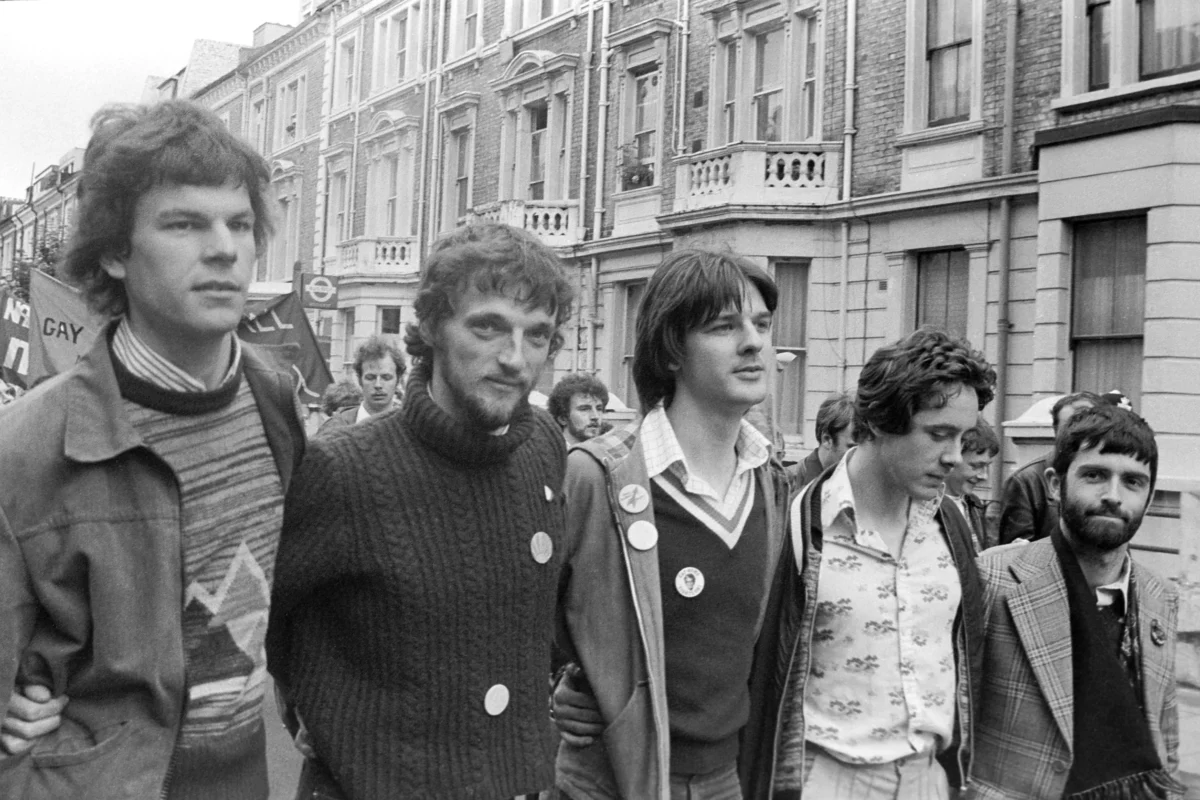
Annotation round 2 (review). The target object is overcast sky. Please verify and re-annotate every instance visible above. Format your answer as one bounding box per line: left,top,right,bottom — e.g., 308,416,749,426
0,0,300,198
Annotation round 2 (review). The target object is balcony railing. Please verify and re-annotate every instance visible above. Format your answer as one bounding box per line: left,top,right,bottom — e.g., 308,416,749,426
336,235,419,275
674,142,841,212
473,199,582,246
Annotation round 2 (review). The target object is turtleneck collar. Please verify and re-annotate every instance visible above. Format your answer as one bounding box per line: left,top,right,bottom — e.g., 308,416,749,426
402,367,535,466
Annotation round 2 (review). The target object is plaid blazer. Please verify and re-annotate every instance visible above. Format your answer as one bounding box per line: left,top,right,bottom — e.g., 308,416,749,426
969,540,1180,800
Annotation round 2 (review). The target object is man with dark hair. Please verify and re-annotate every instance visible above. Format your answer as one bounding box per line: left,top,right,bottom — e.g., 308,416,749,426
791,392,855,486
973,405,1181,799
998,391,1102,545
548,373,609,445
551,250,794,799
266,222,574,799
0,100,306,799
773,327,994,799
944,416,1000,553
318,335,406,433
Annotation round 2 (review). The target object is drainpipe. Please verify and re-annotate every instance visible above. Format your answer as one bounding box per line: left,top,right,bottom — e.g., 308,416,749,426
993,0,1020,499
591,0,613,242
577,0,596,230
418,0,447,252
589,254,601,371
837,0,858,392
675,0,691,156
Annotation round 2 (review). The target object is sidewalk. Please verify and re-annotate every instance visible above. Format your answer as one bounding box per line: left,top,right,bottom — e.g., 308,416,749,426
1180,685,1200,799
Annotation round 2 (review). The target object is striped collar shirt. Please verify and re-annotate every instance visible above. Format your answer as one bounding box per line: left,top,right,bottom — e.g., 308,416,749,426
112,317,241,393
640,404,771,548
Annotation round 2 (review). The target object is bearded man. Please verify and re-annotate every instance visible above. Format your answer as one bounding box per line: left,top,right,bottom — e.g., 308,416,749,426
972,405,1182,799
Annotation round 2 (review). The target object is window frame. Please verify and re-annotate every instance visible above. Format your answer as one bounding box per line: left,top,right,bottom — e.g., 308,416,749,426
1069,214,1146,409
1061,0,1200,103
373,4,420,93
334,34,358,110
903,0,983,133
708,3,825,147
492,54,578,203
275,74,307,150
771,259,810,438
449,0,482,60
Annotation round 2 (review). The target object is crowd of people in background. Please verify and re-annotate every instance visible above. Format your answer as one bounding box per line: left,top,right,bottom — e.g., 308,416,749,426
0,98,1183,800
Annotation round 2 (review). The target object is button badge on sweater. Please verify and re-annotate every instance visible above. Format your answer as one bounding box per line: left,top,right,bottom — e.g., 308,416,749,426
619,484,650,514
544,485,554,502
627,520,658,550
530,531,553,564
676,567,705,598
484,684,509,716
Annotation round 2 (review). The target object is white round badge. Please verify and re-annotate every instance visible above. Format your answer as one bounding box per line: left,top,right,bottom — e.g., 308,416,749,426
675,567,705,598
484,684,510,716
544,485,554,502
530,531,554,564
618,484,650,514
626,520,658,551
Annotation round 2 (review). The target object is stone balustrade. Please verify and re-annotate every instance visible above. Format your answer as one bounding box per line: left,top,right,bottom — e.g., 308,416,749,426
674,142,841,211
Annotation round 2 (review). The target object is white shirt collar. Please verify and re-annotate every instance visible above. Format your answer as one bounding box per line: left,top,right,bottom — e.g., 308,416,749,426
1095,553,1132,610
640,403,772,484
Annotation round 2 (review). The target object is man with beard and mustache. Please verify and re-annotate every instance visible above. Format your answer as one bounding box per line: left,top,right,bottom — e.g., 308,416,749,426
972,405,1182,800
265,223,574,799
548,373,609,445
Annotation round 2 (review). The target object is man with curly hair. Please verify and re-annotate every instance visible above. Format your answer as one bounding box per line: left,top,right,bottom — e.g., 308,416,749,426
266,222,574,799
548,372,609,445
773,327,995,800
0,100,306,799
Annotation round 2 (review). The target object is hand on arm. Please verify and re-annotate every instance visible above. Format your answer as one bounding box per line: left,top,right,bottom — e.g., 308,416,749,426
1,685,67,755
552,663,604,747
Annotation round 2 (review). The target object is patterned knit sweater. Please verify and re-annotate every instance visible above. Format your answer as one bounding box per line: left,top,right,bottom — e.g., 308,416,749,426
266,371,567,800
114,357,284,800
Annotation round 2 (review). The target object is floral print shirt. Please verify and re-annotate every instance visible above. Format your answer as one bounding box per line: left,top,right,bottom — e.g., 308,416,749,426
801,452,961,764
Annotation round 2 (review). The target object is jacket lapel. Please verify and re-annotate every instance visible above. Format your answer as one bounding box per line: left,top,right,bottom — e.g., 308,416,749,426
1006,545,1075,751
1133,564,1172,732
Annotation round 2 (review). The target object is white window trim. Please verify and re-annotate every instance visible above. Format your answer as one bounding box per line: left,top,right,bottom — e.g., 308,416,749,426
492,52,579,202
437,94,481,230
707,2,826,147
275,73,308,152
324,160,349,259
268,166,303,282
372,3,421,96
364,115,420,238
902,0,984,133
504,0,575,38
1057,0,1200,108
334,33,359,111
608,19,673,193
449,0,484,61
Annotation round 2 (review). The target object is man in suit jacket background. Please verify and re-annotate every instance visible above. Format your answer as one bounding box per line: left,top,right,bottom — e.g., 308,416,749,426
972,405,1182,799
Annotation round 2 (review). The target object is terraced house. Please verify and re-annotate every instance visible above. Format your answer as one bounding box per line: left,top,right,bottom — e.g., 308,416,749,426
3,0,1199,677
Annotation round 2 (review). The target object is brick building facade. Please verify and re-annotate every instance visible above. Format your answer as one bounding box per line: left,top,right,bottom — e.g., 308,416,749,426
4,1,1200,665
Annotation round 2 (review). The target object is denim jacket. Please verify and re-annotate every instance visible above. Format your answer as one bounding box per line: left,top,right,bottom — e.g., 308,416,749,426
0,326,304,799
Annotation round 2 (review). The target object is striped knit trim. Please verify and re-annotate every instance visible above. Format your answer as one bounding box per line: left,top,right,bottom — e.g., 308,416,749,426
653,468,756,549
113,316,241,393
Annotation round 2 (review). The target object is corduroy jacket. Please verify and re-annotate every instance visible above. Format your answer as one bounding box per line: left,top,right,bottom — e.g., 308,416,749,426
0,326,305,800
553,421,794,800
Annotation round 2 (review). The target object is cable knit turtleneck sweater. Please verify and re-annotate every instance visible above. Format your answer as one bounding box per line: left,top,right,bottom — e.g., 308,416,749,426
266,370,567,800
